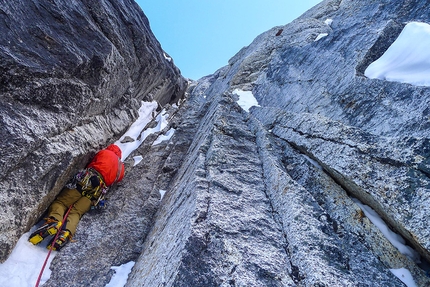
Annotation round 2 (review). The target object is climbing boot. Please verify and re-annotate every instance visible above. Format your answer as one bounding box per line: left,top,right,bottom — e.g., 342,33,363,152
28,217,62,245
47,229,71,251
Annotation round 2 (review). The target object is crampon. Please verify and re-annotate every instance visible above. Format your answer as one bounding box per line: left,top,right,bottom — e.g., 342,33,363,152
47,229,71,251
28,217,62,245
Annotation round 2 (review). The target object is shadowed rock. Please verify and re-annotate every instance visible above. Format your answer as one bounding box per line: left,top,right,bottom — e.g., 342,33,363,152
0,0,186,262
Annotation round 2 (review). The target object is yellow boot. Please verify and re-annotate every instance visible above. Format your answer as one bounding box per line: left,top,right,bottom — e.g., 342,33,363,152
47,229,71,251
28,217,62,245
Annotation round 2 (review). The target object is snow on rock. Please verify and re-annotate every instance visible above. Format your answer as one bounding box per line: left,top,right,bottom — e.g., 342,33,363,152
315,33,329,41
163,52,172,62
325,18,333,26
115,102,171,161
352,198,421,263
115,101,158,161
159,190,167,200
389,268,418,287
152,128,175,146
233,89,260,112
0,227,55,287
350,199,420,286
105,261,135,287
132,155,143,166
365,22,430,86
302,154,323,170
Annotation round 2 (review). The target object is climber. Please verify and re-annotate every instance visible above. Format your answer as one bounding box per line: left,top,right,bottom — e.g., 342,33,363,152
28,144,125,251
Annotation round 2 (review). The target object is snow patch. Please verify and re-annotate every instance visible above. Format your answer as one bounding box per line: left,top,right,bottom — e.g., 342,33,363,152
325,18,333,26
0,227,55,287
365,22,430,86
115,101,158,161
352,198,421,263
159,189,167,200
152,128,175,146
233,89,260,112
389,268,417,287
163,52,172,62
352,199,419,286
314,33,328,41
115,104,170,161
302,154,323,170
133,155,143,166
105,261,135,287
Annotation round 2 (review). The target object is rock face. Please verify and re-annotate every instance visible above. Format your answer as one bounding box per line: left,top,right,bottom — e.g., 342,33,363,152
2,0,430,286
125,0,429,286
0,0,186,262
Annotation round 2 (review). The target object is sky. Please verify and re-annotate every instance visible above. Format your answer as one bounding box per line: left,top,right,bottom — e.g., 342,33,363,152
135,0,323,80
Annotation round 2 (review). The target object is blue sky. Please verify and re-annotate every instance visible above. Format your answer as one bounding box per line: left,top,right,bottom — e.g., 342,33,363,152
135,0,322,80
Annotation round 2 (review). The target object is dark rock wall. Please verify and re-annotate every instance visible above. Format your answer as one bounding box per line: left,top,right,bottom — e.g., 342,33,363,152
0,0,186,262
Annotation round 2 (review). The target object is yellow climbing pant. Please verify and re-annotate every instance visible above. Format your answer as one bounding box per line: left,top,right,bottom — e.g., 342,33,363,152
48,188,92,236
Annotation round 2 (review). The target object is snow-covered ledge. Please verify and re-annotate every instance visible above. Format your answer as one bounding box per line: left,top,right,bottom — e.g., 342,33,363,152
365,22,430,86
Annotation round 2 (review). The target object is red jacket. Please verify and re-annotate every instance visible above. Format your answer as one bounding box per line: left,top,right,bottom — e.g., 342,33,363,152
87,144,125,186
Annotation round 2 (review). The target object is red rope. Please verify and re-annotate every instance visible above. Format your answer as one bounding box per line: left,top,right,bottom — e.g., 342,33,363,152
34,204,74,287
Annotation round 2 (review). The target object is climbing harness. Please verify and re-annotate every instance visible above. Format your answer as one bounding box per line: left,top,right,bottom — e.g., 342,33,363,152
68,168,108,207
34,204,74,287
90,157,123,209
65,155,122,209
